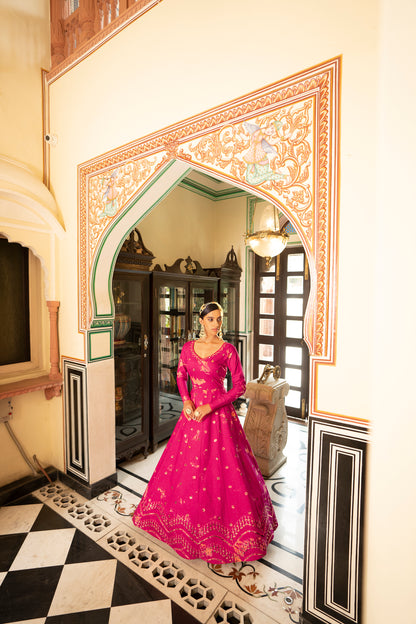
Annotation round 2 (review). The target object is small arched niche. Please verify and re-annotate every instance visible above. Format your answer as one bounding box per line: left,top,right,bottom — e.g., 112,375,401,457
0,156,65,388
0,155,65,300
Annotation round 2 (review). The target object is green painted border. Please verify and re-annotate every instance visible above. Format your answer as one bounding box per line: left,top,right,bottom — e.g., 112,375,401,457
90,162,300,334
87,328,113,362
90,161,191,324
91,319,113,328
247,195,256,235
243,196,257,334
179,177,248,201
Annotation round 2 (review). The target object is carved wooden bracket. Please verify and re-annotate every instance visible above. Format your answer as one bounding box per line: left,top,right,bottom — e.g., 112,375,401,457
45,383,63,400
116,228,155,270
221,246,242,273
0,376,63,401
152,246,242,279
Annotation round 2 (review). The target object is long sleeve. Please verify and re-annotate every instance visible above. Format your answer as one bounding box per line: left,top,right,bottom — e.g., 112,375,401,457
209,344,246,411
176,346,191,403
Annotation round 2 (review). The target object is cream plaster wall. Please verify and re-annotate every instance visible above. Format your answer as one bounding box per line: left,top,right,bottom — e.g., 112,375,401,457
363,0,416,619
0,390,64,486
211,196,249,335
138,185,219,268
0,0,50,178
211,197,247,275
48,0,379,424
86,359,116,483
0,0,66,488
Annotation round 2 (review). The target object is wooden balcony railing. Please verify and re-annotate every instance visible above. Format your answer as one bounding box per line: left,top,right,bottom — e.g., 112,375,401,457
50,0,144,68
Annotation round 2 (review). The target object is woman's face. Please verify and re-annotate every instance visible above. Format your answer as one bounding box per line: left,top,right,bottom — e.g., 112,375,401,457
200,308,223,336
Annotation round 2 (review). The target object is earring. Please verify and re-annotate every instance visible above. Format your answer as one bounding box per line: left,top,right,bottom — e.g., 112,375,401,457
199,325,206,339
217,328,223,339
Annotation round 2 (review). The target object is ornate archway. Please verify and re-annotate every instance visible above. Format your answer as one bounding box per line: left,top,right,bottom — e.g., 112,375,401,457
79,57,340,370
71,57,370,624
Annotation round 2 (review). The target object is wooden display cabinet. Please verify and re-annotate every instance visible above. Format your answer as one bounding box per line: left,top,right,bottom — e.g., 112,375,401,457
112,237,242,458
217,246,242,346
112,230,153,462
151,264,218,448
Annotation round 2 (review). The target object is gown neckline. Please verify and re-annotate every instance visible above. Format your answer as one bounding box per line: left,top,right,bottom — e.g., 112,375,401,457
192,340,226,360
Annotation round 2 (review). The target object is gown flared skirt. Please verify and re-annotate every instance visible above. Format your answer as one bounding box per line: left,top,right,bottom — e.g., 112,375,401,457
132,404,278,564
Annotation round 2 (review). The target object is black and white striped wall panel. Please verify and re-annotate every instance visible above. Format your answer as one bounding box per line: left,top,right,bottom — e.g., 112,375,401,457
63,360,89,481
302,417,369,624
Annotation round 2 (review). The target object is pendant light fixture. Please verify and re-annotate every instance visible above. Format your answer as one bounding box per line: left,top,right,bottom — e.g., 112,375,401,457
245,201,288,267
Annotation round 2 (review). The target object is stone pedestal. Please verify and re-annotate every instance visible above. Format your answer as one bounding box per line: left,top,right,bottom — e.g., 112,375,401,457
243,378,290,477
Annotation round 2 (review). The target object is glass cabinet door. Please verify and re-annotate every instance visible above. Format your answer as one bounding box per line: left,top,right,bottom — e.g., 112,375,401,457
157,284,187,430
152,277,218,447
113,273,149,460
220,281,237,340
190,282,217,338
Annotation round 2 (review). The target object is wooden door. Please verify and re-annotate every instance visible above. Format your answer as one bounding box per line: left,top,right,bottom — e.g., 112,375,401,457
253,247,310,419
151,274,187,447
113,270,150,461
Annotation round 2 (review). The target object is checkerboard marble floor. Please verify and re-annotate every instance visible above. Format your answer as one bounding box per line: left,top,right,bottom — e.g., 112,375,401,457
0,495,189,624
0,421,306,624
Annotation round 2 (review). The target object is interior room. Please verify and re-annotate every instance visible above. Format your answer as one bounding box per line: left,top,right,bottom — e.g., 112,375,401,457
0,1,415,624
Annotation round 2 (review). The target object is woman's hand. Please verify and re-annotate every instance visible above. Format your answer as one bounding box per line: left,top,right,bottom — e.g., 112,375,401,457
183,400,195,421
192,404,211,422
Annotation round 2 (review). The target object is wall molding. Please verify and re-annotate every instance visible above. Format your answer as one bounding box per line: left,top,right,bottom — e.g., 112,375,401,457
178,174,249,201
87,328,113,362
303,417,369,624
63,360,89,481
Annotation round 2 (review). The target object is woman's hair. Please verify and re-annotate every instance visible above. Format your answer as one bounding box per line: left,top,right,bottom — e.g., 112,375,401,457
199,301,223,319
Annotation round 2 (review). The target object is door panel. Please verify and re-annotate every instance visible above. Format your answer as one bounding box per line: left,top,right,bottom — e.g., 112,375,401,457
152,274,218,447
113,271,150,461
254,248,310,419
154,280,187,441
190,282,217,339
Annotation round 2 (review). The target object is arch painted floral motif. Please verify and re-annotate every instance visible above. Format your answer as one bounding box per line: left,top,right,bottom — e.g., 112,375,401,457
79,57,339,360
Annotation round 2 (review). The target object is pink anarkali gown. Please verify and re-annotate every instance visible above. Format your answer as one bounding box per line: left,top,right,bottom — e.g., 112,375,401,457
132,341,277,563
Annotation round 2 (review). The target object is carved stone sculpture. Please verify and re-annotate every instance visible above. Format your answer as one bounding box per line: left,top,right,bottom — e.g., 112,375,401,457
243,377,290,477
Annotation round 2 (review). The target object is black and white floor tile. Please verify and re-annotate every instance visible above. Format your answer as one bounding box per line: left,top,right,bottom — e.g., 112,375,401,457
0,494,190,624
0,421,306,624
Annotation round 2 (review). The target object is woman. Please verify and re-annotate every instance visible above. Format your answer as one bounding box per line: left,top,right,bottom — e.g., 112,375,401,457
132,302,277,563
